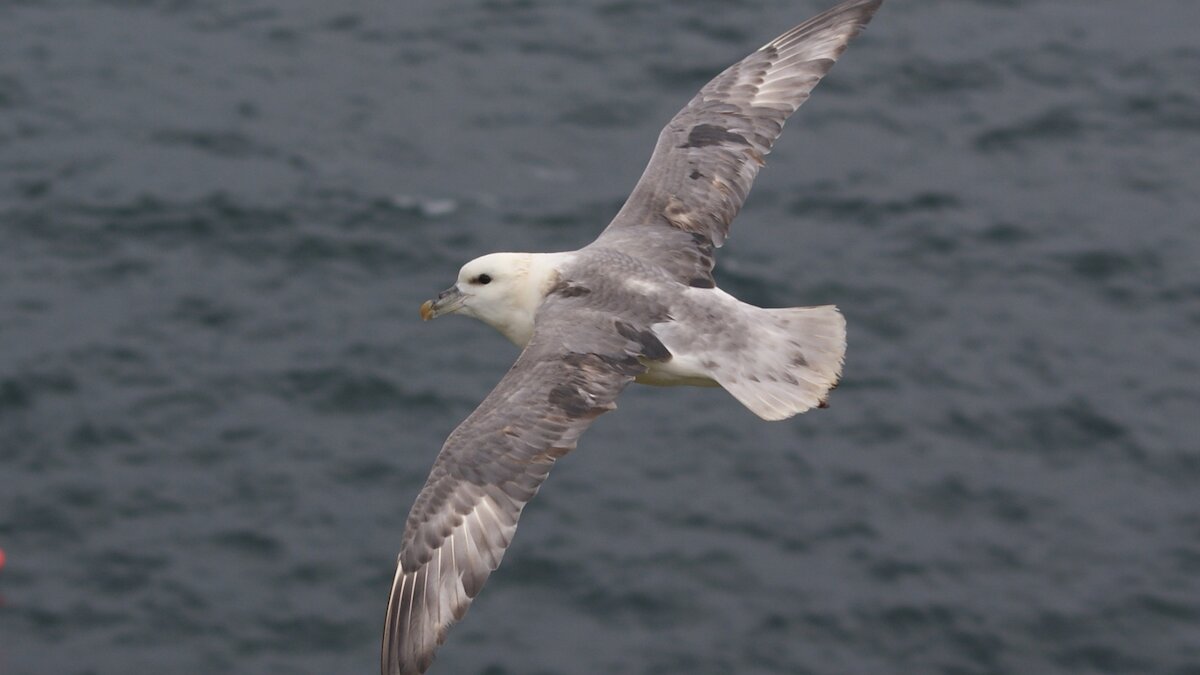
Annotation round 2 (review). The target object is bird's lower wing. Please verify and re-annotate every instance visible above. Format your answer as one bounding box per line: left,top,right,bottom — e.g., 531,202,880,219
382,302,666,675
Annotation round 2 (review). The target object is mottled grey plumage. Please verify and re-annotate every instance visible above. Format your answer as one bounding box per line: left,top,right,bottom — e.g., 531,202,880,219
385,2,882,673
383,286,664,673
596,0,883,286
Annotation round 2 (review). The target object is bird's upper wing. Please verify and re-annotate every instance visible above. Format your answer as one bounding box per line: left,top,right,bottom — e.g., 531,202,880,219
381,297,668,675
591,0,883,286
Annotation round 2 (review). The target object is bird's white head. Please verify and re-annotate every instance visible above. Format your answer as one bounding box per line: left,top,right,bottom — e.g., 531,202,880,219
420,252,566,347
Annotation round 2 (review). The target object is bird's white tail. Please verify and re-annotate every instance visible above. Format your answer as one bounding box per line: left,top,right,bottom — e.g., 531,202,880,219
711,305,846,421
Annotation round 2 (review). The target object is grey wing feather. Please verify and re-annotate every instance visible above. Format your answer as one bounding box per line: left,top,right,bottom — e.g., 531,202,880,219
381,299,657,675
594,0,883,283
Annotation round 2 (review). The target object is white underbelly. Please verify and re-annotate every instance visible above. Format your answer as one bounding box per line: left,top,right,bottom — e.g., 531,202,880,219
635,355,720,388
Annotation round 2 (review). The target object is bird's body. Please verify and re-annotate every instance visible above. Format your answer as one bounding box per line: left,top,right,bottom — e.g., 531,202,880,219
451,249,846,415
387,1,885,672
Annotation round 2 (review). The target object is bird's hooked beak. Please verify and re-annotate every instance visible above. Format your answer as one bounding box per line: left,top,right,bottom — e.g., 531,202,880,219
420,285,467,321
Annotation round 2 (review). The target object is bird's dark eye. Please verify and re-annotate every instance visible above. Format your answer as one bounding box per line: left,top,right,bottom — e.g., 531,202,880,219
476,274,492,285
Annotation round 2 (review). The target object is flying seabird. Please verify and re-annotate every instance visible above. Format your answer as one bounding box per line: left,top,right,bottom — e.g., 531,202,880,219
384,1,884,672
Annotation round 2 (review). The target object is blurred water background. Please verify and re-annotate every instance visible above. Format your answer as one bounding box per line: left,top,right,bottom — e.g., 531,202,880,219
2,1,1199,673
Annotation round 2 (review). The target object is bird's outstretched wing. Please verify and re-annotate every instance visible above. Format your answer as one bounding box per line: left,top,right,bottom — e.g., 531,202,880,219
382,298,667,675
593,0,883,286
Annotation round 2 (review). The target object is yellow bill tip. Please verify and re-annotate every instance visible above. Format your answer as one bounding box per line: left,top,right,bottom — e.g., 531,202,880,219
419,300,434,321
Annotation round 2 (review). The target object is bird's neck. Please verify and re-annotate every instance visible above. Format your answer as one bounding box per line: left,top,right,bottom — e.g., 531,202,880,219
488,252,573,348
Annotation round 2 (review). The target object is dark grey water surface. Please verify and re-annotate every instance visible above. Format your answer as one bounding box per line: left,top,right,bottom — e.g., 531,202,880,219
2,1,1199,673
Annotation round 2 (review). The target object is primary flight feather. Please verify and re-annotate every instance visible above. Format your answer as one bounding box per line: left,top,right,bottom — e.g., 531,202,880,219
385,1,884,672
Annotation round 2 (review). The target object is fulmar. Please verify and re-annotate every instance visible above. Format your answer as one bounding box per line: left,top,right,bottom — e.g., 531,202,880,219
384,1,884,672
